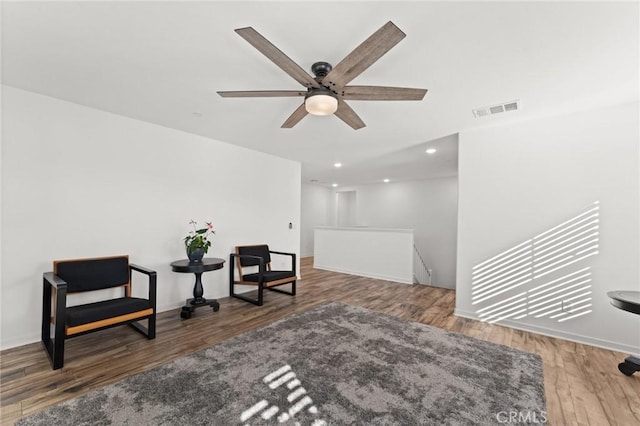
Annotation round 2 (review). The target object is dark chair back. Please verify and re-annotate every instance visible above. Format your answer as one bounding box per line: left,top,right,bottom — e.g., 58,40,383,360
54,255,129,293
236,245,271,267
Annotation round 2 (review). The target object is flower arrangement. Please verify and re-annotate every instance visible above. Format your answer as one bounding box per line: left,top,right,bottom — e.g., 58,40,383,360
184,220,215,259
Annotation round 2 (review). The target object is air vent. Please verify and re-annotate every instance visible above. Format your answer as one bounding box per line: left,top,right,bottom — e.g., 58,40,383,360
473,100,520,118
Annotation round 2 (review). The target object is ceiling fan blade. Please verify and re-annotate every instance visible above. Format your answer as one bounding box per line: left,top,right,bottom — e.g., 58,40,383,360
341,86,427,101
217,90,306,98
323,21,406,89
281,103,309,128
334,100,366,130
235,27,319,89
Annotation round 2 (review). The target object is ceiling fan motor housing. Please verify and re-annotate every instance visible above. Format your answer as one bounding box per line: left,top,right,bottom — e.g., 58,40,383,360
311,61,333,79
305,86,337,101
310,62,338,99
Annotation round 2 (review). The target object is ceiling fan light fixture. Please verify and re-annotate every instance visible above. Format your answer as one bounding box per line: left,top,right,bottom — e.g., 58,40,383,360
305,89,338,116
220,23,427,129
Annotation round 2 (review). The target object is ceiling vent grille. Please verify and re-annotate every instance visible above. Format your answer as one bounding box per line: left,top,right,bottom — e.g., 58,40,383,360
473,100,520,118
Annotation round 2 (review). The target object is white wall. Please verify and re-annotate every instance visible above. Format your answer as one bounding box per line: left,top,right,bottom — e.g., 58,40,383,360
336,190,357,226
300,178,458,288
456,101,640,353
300,183,332,257
1,86,301,350
351,178,458,289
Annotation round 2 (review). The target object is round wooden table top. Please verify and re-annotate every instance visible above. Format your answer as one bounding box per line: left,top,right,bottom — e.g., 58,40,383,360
170,258,225,273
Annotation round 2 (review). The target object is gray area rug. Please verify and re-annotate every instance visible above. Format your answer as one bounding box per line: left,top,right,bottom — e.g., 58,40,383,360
18,302,546,425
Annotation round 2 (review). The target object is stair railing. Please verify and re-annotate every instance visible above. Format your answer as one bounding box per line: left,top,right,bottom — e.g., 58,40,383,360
413,244,433,285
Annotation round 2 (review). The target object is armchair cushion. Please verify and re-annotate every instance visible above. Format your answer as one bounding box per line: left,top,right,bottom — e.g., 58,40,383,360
66,297,153,327
242,270,296,283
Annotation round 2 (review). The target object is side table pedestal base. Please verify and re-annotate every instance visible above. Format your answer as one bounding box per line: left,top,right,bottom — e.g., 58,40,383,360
170,258,225,320
180,298,220,319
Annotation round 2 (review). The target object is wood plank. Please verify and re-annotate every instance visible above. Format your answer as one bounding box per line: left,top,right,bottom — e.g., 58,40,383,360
234,27,318,89
334,99,365,130
0,403,22,425
281,103,308,128
342,86,427,101
1,256,638,425
323,21,406,88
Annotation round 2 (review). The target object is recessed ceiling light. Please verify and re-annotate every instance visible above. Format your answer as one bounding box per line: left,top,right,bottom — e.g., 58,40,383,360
334,162,342,168
332,183,338,187
383,179,390,183
425,148,437,155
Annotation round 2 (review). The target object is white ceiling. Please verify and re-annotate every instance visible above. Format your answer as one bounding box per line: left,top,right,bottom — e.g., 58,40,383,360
2,1,638,187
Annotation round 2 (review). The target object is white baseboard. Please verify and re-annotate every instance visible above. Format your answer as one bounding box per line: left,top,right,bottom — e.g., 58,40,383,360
454,308,640,355
313,264,412,285
1,334,40,351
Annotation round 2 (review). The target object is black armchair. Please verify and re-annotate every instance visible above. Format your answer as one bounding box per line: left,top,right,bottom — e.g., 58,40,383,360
41,255,156,369
230,245,296,306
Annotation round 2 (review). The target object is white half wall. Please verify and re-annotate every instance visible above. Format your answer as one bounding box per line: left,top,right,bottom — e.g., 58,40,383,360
456,101,640,353
314,226,414,284
1,86,301,350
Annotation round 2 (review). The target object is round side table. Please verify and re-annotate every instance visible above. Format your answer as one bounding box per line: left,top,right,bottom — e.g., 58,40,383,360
607,290,640,376
171,258,225,319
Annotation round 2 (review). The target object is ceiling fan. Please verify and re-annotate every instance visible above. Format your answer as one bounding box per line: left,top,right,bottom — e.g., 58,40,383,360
217,21,428,130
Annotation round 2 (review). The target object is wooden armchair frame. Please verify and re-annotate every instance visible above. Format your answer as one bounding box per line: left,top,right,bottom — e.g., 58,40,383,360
41,255,156,370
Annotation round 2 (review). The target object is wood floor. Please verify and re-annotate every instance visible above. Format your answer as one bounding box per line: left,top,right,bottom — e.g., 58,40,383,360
1,257,639,425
